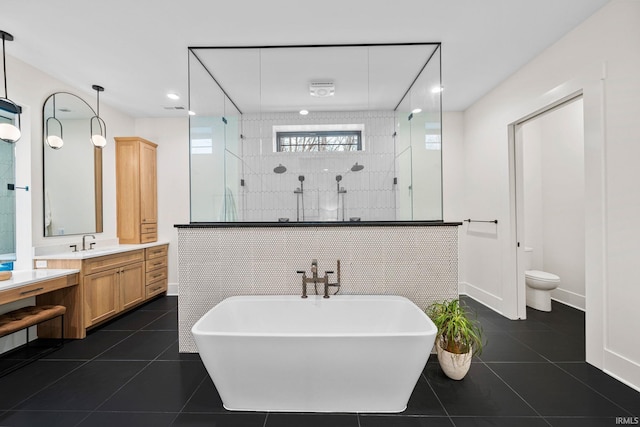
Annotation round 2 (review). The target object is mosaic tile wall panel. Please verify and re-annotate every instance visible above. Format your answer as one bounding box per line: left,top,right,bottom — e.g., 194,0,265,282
178,226,459,352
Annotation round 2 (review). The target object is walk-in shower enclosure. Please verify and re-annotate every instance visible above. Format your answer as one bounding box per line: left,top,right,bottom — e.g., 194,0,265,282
188,43,442,222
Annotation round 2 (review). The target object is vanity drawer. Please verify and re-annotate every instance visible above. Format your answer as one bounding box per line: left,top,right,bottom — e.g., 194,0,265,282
0,274,79,305
146,267,167,284
145,245,168,260
146,279,167,299
83,250,145,275
140,232,157,243
145,256,168,272
141,223,157,234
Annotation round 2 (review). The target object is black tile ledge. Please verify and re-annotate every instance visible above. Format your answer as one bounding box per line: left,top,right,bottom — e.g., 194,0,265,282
174,220,463,228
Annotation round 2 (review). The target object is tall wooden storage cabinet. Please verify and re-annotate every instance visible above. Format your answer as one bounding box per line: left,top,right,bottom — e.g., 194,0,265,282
115,137,158,244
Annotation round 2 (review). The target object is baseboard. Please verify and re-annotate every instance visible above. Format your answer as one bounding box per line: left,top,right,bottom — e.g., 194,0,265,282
459,281,504,315
167,282,179,296
551,287,585,311
603,348,640,392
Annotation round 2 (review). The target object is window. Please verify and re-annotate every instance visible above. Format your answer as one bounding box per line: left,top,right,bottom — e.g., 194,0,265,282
276,131,362,152
191,138,213,154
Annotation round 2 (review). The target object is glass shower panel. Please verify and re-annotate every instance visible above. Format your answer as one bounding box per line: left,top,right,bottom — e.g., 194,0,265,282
223,97,241,221
409,45,442,220
188,43,442,223
189,50,226,221
395,101,413,220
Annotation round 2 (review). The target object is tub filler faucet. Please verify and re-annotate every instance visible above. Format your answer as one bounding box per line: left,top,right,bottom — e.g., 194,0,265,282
297,259,341,298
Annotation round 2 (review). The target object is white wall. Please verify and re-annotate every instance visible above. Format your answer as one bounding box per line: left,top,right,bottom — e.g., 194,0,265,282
440,112,465,283
461,0,640,389
134,118,190,294
522,99,585,309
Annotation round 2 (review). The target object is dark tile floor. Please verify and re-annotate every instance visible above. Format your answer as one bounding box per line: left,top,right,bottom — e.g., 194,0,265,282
0,296,638,426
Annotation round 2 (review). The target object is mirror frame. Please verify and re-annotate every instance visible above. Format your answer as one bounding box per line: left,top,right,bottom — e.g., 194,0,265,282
42,92,103,237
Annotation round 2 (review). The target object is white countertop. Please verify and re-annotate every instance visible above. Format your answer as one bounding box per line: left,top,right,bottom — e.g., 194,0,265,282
0,269,80,292
33,241,170,260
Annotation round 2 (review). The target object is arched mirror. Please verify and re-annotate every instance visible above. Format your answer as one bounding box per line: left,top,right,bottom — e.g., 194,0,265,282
43,92,103,236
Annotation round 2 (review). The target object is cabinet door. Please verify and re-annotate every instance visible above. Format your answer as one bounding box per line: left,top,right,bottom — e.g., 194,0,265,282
120,262,145,311
116,140,141,242
85,269,119,327
139,143,157,224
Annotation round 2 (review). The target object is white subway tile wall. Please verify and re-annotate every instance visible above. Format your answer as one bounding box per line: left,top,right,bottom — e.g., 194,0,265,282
178,225,459,352
239,111,397,222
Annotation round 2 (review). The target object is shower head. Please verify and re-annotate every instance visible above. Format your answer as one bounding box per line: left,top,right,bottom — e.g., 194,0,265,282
273,164,287,174
336,174,342,182
298,175,305,182
351,162,364,172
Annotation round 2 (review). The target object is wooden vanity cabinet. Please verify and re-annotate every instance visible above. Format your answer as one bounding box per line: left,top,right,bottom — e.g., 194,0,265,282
145,244,168,298
82,250,145,327
35,243,168,333
115,137,158,244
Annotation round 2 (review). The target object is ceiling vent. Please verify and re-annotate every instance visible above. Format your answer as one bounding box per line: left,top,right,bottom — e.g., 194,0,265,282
309,82,335,97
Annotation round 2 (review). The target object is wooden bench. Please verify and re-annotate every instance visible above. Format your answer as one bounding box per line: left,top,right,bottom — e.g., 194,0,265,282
0,305,66,377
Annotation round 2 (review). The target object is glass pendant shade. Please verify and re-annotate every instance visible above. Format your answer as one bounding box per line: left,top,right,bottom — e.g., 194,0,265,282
0,121,20,143
0,31,20,144
46,134,64,149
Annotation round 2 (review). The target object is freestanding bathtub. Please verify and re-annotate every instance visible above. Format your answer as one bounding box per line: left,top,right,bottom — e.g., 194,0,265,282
191,295,437,413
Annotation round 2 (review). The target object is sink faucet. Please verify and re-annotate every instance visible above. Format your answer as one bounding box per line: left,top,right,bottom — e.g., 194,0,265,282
82,234,95,251
296,259,340,298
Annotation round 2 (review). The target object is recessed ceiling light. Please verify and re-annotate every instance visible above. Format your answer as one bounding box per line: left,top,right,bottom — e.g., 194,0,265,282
431,86,443,94
188,110,196,116
412,108,422,114
167,92,180,100
299,109,309,115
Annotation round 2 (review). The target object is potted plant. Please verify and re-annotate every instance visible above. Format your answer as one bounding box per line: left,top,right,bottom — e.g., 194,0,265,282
427,299,484,380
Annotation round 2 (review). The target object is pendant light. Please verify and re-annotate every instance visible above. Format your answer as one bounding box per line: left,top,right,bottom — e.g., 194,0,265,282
90,84,107,147
0,30,21,144
45,94,64,149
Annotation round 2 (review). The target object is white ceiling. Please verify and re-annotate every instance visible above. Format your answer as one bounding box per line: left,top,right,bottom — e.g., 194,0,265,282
1,0,609,117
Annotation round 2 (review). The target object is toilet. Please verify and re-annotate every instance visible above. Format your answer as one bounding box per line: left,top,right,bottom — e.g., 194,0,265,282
523,247,560,312
525,270,560,311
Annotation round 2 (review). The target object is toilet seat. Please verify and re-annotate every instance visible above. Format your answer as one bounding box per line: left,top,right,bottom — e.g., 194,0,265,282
525,270,560,282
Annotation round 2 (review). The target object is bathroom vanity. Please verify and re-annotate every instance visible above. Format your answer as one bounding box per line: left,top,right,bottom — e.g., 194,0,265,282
33,242,168,337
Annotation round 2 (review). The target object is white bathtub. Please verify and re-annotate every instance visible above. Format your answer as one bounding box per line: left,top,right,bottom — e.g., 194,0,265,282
191,295,436,413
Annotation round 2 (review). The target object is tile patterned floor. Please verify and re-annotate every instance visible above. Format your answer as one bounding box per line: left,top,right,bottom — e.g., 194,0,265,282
0,296,638,426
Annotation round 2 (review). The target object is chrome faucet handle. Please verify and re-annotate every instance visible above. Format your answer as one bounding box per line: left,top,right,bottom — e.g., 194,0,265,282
69,244,78,252
89,242,96,250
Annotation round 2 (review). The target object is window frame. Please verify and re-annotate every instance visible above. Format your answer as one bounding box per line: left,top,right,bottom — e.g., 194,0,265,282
275,130,363,153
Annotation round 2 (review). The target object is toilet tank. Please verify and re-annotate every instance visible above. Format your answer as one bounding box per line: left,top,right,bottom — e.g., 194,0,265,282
523,247,534,270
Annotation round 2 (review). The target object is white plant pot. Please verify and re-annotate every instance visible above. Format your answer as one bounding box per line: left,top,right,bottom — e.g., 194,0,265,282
436,342,473,380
